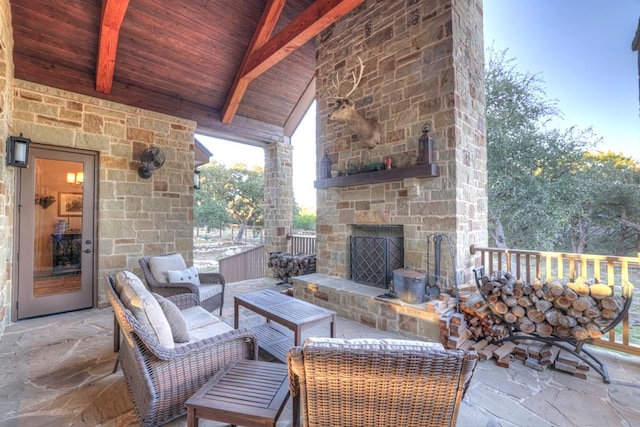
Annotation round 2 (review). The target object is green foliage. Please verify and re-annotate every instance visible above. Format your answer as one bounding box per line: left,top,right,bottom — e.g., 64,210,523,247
194,161,264,238
292,199,316,231
485,49,640,255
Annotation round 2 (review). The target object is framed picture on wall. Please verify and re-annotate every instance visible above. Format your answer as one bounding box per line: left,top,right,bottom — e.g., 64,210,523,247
58,192,83,216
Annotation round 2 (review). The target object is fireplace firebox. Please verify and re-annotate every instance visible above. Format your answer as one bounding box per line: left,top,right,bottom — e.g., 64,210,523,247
350,225,403,288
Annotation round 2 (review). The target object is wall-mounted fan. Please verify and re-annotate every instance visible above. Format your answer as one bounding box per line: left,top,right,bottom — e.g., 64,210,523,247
138,147,166,179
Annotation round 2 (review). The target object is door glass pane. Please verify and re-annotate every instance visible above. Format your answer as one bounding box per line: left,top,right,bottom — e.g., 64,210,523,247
33,158,83,297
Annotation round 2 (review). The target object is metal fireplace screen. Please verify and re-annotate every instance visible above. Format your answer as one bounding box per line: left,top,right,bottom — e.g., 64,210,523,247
350,226,404,288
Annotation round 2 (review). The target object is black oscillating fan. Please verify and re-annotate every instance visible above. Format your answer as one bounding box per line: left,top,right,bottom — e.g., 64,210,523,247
138,147,166,178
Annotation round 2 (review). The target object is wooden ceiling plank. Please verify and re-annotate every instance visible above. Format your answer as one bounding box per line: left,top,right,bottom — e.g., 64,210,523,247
96,0,130,94
222,0,287,124
222,0,363,124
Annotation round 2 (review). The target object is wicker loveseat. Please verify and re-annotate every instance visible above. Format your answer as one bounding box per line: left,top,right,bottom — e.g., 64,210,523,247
139,253,225,314
105,272,258,427
287,338,478,427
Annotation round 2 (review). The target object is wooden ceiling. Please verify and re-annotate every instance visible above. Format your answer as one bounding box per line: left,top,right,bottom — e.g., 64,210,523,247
11,0,364,147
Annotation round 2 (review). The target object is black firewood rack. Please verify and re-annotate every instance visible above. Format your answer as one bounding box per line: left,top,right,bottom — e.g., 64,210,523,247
473,266,633,383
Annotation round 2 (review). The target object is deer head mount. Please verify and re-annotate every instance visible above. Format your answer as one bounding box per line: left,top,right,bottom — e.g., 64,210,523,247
328,57,381,149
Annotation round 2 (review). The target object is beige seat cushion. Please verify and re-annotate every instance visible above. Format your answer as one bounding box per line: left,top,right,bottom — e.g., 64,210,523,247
148,253,187,283
116,271,174,348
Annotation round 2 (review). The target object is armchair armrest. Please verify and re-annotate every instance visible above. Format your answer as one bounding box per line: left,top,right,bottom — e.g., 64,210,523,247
166,293,200,310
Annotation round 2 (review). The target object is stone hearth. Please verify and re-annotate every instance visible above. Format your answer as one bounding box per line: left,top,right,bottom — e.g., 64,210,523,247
291,273,441,342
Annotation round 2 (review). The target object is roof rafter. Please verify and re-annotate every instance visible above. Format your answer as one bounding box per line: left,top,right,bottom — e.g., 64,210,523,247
222,0,364,124
95,0,130,94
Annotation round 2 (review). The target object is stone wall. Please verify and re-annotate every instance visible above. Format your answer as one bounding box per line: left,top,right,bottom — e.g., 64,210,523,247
315,0,487,286
263,140,294,270
0,0,14,331
12,80,197,308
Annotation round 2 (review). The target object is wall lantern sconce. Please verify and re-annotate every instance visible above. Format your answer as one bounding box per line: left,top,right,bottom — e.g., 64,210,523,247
6,133,31,168
418,127,434,165
194,169,201,189
66,172,84,187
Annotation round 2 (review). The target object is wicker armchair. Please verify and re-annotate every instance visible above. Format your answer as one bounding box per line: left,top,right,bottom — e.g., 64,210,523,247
105,274,258,427
287,338,478,427
139,253,225,314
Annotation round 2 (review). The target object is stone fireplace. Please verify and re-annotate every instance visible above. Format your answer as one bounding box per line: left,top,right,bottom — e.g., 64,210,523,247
312,0,487,289
294,0,487,341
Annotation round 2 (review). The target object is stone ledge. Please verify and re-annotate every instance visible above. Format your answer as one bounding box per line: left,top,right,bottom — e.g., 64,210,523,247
291,273,441,342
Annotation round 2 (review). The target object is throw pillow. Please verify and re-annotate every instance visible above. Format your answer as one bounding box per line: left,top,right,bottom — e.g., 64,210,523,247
148,253,187,283
167,266,201,286
116,271,174,348
153,293,190,343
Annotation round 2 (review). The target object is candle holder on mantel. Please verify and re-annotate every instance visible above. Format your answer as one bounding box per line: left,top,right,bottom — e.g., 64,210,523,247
418,127,434,165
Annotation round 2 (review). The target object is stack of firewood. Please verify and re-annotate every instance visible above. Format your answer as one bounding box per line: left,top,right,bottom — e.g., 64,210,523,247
268,252,316,283
477,271,626,341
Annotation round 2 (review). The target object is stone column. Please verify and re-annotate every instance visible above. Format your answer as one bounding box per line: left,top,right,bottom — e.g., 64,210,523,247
0,0,15,331
263,140,294,272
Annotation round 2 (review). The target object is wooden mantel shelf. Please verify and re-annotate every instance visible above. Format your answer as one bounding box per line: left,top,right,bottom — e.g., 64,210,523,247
314,163,440,189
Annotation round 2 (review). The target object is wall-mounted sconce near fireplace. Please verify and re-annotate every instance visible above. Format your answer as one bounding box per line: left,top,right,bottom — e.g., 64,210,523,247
35,194,56,209
6,133,31,168
67,172,84,187
194,169,201,189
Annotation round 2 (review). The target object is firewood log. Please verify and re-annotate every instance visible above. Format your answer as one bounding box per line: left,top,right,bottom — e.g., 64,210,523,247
518,296,533,307
502,294,518,307
536,323,554,337
545,309,561,326
558,315,577,328
503,312,517,323
532,277,544,291
567,308,583,318
513,287,524,298
584,306,601,318
517,318,535,334
494,301,509,315
586,322,603,339
571,326,589,341
589,283,612,299
535,299,553,313
554,325,572,338
571,297,591,312
564,288,578,302
511,305,526,318
521,283,533,295
568,277,590,297
526,308,546,323
601,308,619,319
600,296,621,311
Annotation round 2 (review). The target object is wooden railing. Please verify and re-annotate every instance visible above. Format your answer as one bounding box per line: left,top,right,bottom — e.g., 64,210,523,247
470,245,640,356
218,245,265,283
288,234,316,255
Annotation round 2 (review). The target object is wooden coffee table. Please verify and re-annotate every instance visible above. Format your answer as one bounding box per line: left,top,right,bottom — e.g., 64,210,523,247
186,359,295,427
234,289,336,362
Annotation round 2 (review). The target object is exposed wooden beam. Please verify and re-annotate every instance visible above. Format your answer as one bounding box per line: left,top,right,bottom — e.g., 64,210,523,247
95,0,130,94
222,0,364,124
222,0,287,124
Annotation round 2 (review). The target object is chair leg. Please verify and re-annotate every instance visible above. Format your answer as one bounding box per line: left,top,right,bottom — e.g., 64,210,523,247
112,356,119,373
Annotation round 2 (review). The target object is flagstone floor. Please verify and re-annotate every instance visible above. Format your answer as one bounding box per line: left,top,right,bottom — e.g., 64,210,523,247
1,277,639,426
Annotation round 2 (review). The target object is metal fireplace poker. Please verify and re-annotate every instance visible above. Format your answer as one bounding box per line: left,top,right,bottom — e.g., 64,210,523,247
426,233,459,308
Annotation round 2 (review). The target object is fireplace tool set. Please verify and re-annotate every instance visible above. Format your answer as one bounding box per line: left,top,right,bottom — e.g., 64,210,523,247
384,233,458,307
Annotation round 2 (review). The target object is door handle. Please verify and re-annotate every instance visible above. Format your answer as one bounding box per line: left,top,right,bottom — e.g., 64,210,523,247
83,249,92,253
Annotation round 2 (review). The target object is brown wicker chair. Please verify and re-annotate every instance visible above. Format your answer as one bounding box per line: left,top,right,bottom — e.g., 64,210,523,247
139,253,225,314
105,274,258,427
287,338,478,427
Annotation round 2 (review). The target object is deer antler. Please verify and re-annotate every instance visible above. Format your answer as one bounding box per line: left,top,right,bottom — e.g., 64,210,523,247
328,56,365,100
343,56,364,98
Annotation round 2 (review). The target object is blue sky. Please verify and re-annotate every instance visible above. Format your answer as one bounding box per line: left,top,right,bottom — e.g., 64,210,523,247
483,0,640,160
201,1,640,209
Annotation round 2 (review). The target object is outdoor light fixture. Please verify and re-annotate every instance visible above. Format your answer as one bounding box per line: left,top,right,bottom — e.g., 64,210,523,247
6,133,31,168
194,169,201,189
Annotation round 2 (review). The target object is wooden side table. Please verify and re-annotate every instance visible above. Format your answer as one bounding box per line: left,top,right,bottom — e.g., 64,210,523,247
186,359,298,427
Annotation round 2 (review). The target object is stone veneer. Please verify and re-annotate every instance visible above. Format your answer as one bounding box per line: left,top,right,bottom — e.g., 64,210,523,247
0,0,14,331
315,0,487,287
291,273,440,341
11,80,198,310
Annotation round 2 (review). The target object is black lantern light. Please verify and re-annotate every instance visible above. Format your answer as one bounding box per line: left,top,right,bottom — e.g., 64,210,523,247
194,169,201,189
6,133,31,168
418,127,434,165
320,151,332,179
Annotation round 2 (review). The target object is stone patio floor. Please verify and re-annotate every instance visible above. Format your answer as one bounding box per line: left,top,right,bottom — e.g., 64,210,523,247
1,277,639,426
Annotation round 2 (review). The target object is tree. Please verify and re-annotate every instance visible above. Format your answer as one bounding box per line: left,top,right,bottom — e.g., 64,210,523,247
485,49,640,255
293,199,316,231
194,162,234,235
194,162,265,242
